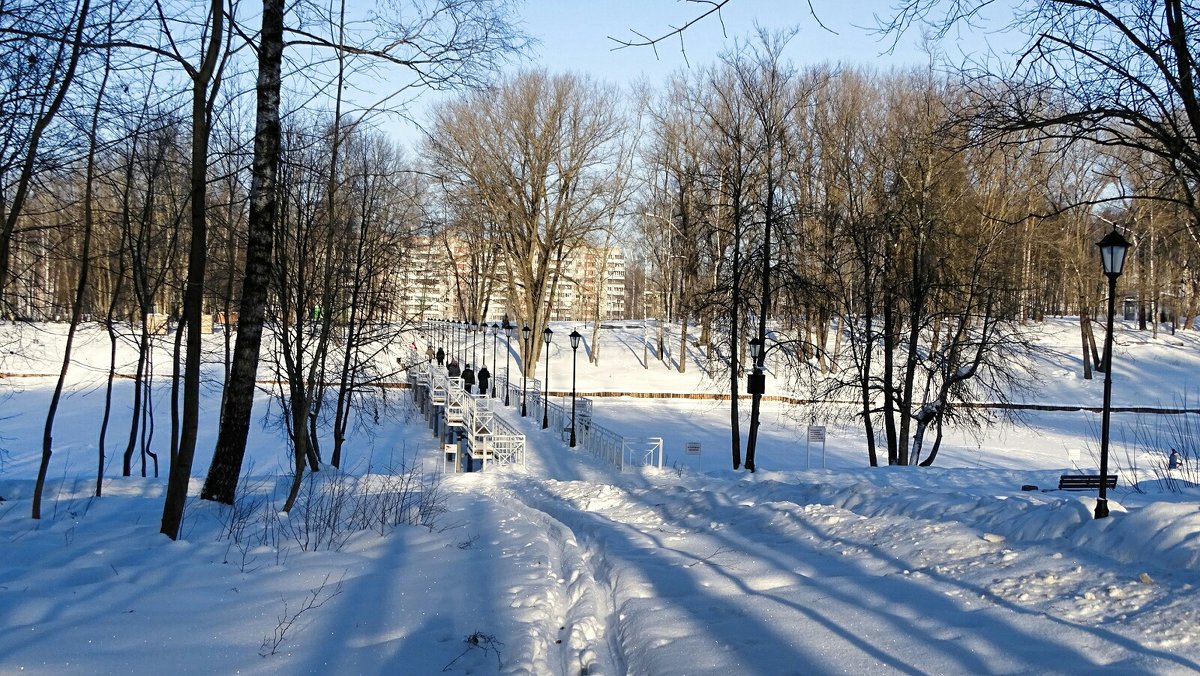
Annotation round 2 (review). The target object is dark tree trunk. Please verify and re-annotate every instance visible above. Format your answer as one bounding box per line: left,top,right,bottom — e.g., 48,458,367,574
170,305,184,468
32,43,105,518
122,330,149,476
745,176,774,473
881,298,899,465
729,191,743,470
1079,308,1093,380
201,0,284,505
98,228,130,495
161,0,226,539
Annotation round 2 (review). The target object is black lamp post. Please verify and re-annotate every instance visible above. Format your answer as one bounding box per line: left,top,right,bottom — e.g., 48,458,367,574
747,337,765,395
569,329,581,447
504,322,515,406
521,323,531,417
1095,227,1131,519
491,323,500,397
542,326,553,429
471,320,479,367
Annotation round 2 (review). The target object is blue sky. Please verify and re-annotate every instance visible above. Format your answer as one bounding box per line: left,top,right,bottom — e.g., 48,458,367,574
516,0,929,83
388,0,1017,146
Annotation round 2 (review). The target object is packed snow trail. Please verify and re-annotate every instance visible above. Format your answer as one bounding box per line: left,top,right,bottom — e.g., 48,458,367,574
443,427,1200,675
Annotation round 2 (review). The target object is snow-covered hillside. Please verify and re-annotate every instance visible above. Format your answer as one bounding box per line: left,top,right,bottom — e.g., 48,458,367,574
1,318,1198,674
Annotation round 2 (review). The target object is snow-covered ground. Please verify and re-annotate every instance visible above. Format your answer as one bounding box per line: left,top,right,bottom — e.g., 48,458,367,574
1,319,1198,674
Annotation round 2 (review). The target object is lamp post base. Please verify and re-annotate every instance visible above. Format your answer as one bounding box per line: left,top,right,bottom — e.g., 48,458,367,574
1094,498,1109,519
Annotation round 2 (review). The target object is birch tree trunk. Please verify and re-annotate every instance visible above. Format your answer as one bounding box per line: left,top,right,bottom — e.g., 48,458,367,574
201,0,283,506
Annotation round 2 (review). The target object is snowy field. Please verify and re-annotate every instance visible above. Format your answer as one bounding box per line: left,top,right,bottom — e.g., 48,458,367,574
1,319,1199,675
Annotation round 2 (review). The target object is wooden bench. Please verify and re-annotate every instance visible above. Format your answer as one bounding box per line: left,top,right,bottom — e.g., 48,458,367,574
1058,474,1117,490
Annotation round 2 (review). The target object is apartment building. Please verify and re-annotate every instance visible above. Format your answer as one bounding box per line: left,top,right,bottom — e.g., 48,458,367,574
397,236,626,322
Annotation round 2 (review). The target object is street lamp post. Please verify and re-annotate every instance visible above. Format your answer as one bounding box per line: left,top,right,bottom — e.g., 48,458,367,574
569,329,581,447
504,322,515,406
521,323,531,417
471,320,479,367
491,323,500,398
745,336,766,471
1095,227,1131,519
542,326,553,429
747,337,765,393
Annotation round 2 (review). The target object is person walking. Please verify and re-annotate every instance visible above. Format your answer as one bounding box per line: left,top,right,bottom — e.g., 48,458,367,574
426,344,435,363
462,363,476,393
477,365,491,397
436,346,445,366
447,358,461,378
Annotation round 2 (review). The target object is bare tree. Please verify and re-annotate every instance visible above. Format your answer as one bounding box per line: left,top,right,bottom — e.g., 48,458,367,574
427,70,627,375
160,0,231,540
33,29,110,518
202,0,525,505
696,59,758,470
804,68,1040,466
201,0,285,507
0,0,94,319
887,0,1200,250
731,30,804,472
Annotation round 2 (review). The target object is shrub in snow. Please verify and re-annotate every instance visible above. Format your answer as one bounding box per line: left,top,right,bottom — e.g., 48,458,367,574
216,460,444,554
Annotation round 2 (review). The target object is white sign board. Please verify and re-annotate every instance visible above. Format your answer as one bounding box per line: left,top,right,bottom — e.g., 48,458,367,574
685,442,702,456
806,426,827,469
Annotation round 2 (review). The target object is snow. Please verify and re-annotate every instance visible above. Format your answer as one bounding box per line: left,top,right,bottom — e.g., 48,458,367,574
1,318,1199,674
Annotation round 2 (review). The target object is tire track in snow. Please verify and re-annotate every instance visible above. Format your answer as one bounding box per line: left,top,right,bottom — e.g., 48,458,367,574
480,478,626,676
483,472,1200,675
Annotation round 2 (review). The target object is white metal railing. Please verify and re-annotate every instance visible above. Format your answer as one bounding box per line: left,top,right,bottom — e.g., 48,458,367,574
430,369,447,406
468,393,494,437
463,394,492,461
581,420,624,468
620,437,664,470
406,345,654,474
436,376,525,470
538,394,593,444
445,377,465,424
488,414,526,467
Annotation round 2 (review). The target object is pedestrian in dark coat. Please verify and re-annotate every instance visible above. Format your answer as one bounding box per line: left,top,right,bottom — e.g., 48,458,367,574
462,363,476,393
436,347,445,366
448,358,461,378
477,366,491,396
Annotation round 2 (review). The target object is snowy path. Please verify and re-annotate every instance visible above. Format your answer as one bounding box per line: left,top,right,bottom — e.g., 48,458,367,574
449,429,1200,675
